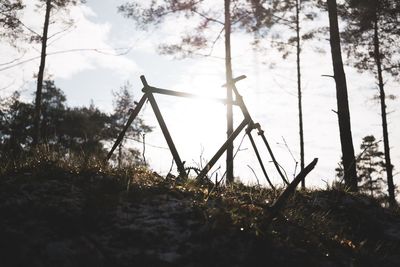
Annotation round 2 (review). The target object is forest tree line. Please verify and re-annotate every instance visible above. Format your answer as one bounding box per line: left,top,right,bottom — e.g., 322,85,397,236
0,80,151,167
0,0,399,206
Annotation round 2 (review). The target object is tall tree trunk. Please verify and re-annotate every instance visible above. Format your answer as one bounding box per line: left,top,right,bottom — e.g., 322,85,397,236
327,0,358,192
225,0,234,184
373,17,396,207
296,0,305,188
33,0,51,145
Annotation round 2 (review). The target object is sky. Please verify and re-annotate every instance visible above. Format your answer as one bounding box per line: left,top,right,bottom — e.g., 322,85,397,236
0,0,399,189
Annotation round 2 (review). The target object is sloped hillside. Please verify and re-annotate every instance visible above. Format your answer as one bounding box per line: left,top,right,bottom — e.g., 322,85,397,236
0,162,399,267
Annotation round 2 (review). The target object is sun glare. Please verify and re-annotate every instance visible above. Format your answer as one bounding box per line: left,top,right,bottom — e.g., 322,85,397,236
139,76,249,179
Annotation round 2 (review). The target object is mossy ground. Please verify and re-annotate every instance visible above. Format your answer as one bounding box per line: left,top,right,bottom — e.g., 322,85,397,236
0,159,399,266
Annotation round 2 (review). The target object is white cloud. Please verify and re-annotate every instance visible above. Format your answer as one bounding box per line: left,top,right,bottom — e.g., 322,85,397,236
0,0,139,95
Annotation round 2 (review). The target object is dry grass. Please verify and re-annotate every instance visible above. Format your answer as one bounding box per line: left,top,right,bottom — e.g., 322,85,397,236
0,156,399,266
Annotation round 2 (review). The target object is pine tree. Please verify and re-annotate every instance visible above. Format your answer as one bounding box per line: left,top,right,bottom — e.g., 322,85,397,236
339,0,399,206
327,0,358,192
0,0,23,42
357,135,385,198
335,135,386,199
0,91,33,161
40,80,67,147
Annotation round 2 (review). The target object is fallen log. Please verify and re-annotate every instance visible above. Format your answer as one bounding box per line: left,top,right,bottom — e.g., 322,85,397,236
265,158,318,223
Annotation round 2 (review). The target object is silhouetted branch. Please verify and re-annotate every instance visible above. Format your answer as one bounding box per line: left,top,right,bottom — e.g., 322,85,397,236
47,22,76,40
0,52,26,66
247,164,260,187
0,47,133,72
0,11,41,37
207,26,224,56
192,10,224,25
265,158,318,222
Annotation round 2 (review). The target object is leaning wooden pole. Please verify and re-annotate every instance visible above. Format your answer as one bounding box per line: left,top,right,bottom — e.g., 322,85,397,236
263,158,318,225
106,94,148,161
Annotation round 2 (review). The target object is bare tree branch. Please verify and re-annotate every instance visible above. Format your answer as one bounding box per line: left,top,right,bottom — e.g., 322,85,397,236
192,10,224,25
0,47,134,72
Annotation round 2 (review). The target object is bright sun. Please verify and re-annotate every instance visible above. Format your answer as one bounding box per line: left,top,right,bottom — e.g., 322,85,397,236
139,76,258,183
165,79,249,175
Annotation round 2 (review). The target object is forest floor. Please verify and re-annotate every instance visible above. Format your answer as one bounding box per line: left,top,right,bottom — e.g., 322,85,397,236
1,161,400,267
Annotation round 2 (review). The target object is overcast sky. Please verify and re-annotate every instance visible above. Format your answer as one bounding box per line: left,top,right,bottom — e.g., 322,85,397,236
0,0,399,189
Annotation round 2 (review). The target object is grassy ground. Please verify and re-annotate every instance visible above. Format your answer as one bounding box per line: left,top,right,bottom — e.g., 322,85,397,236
0,159,399,266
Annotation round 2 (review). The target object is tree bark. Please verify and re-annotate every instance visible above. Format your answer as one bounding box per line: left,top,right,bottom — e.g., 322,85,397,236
373,17,396,207
327,0,358,192
33,0,51,145
296,0,305,188
225,0,234,184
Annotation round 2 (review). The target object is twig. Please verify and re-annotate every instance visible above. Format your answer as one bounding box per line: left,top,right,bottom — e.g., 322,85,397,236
281,136,297,164
0,12,41,37
192,10,224,25
209,166,221,181
167,158,174,175
281,136,298,179
0,52,27,66
207,26,224,56
0,47,133,72
142,133,146,165
124,136,169,150
270,160,289,185
47,23,76,40
247,164,260,187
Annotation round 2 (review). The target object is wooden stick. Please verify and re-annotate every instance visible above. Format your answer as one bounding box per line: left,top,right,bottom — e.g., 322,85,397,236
268,158,318,219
